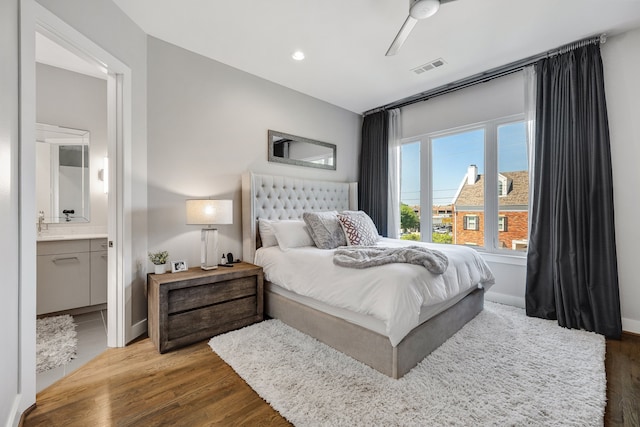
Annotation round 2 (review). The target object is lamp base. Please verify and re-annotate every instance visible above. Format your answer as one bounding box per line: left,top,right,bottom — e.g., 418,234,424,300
200,228,219,271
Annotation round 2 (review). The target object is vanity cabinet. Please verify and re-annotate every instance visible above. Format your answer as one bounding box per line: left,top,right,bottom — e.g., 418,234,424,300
37,238,108,315
90,239,108,305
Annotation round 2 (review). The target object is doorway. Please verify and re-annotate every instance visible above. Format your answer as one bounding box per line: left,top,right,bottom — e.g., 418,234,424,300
20,0,135,408
34,31,110,391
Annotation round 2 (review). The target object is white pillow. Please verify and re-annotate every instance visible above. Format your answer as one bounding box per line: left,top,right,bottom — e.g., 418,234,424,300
258,219,279,248
270,220,315,251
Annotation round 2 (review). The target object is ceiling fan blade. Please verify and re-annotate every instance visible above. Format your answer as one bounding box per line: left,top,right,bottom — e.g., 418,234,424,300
386,15,418,56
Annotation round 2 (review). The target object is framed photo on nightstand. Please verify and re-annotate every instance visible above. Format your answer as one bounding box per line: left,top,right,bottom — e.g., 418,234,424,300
171,260,188,273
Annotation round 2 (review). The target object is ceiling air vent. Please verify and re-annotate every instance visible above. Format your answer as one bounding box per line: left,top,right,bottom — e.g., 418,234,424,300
411,58,446,75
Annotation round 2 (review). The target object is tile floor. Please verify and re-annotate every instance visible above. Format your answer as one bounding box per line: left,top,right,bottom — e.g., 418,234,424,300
36,310,108,393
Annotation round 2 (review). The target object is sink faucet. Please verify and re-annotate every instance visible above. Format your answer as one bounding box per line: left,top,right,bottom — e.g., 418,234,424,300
62,209,74,222
38,210,45,233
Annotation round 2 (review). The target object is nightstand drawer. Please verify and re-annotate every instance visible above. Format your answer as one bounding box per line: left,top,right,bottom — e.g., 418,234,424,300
168,296,257,339
168,276,257,314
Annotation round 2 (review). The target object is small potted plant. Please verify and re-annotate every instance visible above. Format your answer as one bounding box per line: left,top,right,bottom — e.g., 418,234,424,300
148,250,169,274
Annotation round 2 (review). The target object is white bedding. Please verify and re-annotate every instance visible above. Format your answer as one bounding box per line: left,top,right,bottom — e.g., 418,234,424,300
255,238,495,346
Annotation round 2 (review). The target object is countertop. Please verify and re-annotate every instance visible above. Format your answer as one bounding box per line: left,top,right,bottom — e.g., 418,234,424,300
37,233,108,242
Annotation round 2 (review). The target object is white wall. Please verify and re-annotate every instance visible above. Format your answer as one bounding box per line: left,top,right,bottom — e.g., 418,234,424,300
401,72,524,138
147,37,361,272
36,0,149,327
36,63,108,233
602,28,640,333
1,0,21,424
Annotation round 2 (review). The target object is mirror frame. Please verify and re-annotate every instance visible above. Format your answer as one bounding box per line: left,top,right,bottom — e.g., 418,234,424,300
268,130,336,171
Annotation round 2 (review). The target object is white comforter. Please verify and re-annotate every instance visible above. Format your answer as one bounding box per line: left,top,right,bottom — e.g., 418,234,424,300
255,238,495,346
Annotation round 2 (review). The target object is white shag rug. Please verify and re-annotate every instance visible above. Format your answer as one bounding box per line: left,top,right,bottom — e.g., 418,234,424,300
209,302,606,427
36,314,78,373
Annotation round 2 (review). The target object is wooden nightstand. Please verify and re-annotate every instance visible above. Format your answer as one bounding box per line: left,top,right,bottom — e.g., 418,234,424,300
147,262,263,353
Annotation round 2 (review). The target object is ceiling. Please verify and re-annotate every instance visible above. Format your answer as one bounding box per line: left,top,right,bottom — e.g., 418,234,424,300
111,1,640,113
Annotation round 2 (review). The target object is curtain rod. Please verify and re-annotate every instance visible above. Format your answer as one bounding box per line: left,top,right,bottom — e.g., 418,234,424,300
363,34,606,116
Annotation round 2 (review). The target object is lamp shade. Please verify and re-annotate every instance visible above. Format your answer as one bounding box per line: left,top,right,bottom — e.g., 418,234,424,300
186,199,233,225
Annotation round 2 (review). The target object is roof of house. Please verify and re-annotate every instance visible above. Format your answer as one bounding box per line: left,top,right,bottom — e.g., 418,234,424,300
454,171,529,207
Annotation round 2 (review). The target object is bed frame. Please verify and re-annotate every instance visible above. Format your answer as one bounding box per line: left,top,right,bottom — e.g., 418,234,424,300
242,172,484,378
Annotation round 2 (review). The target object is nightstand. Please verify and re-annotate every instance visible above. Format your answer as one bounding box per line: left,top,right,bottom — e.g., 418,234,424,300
147,261,263,353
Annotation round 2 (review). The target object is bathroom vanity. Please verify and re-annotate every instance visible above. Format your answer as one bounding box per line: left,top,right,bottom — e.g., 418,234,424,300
37,236,107,315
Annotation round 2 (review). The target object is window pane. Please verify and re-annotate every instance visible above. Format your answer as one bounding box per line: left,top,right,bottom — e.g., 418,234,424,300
498,216,507,232
435,129,484,246
498,122,529,251
400,141,421,241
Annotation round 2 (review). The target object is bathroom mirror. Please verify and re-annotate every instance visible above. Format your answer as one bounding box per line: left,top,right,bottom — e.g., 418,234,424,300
268,130,336,170
36,123,90,223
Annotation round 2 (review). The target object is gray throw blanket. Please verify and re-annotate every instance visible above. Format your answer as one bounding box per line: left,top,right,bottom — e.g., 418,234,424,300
333,245,449,274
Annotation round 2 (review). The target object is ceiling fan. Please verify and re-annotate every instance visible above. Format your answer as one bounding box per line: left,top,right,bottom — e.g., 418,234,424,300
386,0,456,56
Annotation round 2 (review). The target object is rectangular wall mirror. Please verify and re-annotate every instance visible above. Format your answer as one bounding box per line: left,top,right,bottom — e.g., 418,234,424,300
268,130,336,170
36,123,90,223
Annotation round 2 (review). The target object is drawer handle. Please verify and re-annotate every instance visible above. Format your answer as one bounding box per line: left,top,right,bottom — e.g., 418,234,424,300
100,244,108,248
52,256,79,263
101,254,108,259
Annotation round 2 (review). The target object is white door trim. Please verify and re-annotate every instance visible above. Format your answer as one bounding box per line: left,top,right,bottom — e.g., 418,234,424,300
18,0,38,418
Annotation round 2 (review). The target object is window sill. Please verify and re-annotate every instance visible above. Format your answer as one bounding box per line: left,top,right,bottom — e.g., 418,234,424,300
478,251,527,266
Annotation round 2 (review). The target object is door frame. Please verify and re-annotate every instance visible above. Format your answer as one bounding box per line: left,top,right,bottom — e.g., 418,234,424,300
19,0,133,413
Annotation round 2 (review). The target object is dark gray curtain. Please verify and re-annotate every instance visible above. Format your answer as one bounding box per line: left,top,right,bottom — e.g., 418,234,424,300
359,110,388,236
526,44,622,339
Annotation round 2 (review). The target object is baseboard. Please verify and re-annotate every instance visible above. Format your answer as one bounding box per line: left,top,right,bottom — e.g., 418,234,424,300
129,318,148,344
622,317,640,335
484,291,525,309
485,291,640,335
17,403,35,427
6,393,23,427
37,303,107,319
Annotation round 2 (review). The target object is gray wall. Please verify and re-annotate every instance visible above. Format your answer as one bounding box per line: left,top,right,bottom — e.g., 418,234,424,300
602,27,640,333
147,37,361,271
0,0,20,424
36,0,149,327
36,63,108,232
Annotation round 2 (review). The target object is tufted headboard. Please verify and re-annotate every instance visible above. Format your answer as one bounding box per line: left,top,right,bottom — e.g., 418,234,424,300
242,172,358,262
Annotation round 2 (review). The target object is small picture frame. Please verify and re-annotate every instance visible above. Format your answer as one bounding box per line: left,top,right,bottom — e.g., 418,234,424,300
171,260,188,273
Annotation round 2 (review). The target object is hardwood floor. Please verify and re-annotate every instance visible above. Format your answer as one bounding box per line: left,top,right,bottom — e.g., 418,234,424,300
605,333,640,426
23,333,639,426
23,337,290,427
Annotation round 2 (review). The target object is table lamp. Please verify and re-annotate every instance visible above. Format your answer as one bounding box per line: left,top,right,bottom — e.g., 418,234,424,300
186,199,233,270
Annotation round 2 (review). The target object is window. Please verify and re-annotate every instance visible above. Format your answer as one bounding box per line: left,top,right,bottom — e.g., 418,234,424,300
400,116,529,254
399,141,421,239
498,216,507,232
498,175,509,197
432,129,484,245
497,121,529,252
463,215,479,231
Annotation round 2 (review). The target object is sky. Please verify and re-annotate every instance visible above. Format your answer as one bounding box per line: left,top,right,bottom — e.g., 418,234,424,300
401,122,528,207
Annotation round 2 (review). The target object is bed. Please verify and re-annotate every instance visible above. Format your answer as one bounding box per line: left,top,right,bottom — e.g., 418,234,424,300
242,172,495,378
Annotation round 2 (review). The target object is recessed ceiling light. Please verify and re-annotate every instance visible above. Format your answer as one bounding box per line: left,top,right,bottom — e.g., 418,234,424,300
291,51,305,61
